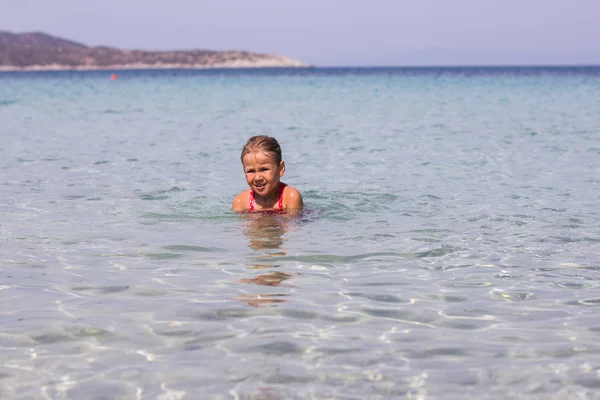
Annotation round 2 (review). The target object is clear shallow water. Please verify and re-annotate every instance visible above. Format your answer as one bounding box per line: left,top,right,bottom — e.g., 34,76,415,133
1,67,600,399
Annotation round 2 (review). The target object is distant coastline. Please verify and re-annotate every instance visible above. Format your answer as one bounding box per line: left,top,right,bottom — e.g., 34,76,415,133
0,58,309,72
0,30,310,71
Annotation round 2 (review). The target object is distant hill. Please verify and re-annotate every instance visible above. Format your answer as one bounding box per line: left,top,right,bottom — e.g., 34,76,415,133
0,31,309,70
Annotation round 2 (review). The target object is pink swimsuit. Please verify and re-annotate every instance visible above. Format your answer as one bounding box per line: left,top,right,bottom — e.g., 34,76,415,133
249,183,287,212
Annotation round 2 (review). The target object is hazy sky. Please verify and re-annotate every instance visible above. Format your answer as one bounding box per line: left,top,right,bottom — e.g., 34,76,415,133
2,0,599,66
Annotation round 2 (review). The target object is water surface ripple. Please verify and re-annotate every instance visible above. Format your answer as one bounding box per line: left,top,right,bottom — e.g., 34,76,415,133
1,67,600,399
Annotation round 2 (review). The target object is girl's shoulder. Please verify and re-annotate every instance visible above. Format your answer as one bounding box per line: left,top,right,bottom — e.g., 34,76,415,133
232,189,251,211
283,185,303,209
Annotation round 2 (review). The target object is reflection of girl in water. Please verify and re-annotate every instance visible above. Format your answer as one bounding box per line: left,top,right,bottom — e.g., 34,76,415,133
239,271,294,287
236,212,300,307
232,136,303,213
236,269,297,307
243,213,289,251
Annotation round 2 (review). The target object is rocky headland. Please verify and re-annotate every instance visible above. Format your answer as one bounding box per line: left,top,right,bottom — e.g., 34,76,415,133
0,30,309,71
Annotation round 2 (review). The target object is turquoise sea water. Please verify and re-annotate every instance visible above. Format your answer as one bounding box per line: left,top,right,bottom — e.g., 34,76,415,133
1,67,600,399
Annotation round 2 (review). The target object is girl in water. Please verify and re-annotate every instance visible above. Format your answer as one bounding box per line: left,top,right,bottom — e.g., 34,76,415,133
232,135,303,213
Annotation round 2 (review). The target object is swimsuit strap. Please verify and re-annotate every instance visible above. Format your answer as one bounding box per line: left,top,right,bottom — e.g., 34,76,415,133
248,188,255,211
248,182,287,212
278,182,287,211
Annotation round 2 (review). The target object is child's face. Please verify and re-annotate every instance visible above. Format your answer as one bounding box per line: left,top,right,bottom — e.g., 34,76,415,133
242,151,285,198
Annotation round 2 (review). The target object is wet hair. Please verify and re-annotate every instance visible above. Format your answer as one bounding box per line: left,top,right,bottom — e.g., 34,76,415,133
240,135,282,164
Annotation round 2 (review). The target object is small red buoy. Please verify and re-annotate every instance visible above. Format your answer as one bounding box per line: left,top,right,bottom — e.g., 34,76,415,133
110,73,117,81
